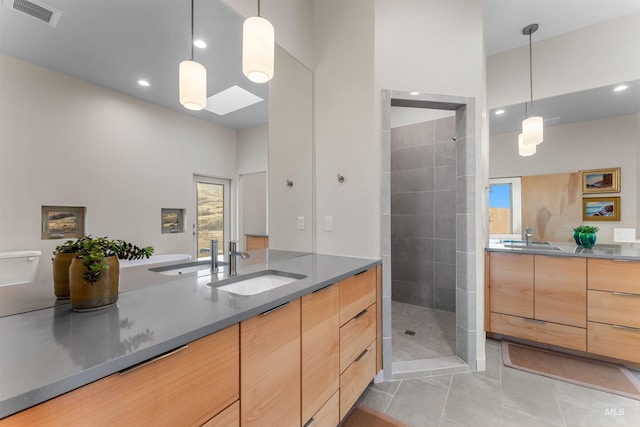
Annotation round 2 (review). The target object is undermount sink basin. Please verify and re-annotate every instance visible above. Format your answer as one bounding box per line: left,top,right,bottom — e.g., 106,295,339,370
213,270,307,296
502,243,562,251
149,260,228,276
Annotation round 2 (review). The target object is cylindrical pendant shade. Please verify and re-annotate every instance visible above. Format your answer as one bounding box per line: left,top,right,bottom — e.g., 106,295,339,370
179,60,207,110
521,116,543,145
518,133,536,156
242,16,274,83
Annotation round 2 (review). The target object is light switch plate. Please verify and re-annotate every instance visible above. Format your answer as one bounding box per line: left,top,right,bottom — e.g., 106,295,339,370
297,216,305,230
324,216,333,231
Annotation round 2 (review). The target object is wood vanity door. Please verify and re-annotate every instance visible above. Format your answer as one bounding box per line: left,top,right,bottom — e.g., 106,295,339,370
488,252,534,318
535,255,586,327
240,299,301,427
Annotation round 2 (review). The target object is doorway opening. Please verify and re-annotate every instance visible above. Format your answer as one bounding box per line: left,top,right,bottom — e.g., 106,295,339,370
381,90,477,380
194,175,230,261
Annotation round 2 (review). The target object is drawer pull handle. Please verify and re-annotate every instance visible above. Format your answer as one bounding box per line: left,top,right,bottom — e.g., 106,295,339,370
354,309,368,319
261,301,290,316
524,318,546,324
354,269,368,276
119,345,188,375
355,349,368,362
612,259,635,262
612,324,640,332
612,292,640,297
312,284,333,293
304,418,316,427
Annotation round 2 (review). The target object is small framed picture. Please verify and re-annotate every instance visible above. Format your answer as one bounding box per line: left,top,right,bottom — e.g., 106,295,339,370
581,167,620,193
582,196,620,221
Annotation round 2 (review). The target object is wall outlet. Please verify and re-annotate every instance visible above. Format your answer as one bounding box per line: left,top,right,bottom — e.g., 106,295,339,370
614,228,636,243
324,216,333,231
297,216,305,230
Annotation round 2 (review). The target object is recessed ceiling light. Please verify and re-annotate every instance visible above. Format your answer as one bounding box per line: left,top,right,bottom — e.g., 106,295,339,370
137,79,150,87
204,85,264,116
410,91,420,95
193,39,207,49
495,109,505,115
613,84,628,92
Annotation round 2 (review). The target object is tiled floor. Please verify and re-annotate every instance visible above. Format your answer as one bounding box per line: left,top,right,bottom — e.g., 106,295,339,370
392,301,456,362
360,339,640,427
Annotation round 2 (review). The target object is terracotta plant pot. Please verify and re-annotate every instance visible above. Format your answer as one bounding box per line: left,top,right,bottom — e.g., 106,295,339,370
52,252,75,299
69,256,120,312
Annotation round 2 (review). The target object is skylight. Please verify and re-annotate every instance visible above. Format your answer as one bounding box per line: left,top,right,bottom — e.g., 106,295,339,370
204,85,264,116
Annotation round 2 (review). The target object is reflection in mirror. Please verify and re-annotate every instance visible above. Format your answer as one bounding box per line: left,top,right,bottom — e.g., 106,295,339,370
0,0,313,283
489,80,640,244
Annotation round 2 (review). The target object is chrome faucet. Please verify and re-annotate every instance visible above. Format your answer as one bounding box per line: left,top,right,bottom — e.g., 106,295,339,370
228,241,249,276
199,239,220,273
525,227,533,246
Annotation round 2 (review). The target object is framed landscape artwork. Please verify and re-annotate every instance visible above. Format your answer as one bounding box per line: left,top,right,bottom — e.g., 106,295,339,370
582,196,620,221
581,167,620,193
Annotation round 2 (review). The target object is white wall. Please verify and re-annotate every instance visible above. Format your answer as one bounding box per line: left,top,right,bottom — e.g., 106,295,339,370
313,0,376,257
237,123,268,175
488,12,640,108
490,114,639,244
0,54,237,281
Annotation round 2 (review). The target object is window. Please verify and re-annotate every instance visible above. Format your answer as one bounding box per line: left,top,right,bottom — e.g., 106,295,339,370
161,208,185,234
41,206,86,240
488,177,522,239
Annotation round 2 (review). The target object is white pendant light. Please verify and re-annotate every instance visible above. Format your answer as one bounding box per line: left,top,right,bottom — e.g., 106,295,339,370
518,133,536,157
242,0,274,83
521,24,543,146
179,0,206,110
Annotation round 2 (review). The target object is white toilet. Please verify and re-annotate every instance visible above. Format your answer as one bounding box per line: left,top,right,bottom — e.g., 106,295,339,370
0,251,42,286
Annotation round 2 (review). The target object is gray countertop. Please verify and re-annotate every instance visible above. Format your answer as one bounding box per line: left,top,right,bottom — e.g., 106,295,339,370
0,250,380,419
486,241,640,260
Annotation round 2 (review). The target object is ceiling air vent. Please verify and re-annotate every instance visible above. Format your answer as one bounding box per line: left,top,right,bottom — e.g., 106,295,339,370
4,0,62,27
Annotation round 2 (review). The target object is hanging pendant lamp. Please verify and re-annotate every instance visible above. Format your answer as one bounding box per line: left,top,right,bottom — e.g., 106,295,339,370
521,24,543,146
242,0,274,83
179,0,206,110
518,133,536,157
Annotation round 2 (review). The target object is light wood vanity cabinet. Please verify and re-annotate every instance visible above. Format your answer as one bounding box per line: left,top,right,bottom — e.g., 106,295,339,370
301,284,340,427
1,325,240,427
587,259,640,363
240,299,301,427
487,252,587,351
338,269,377,421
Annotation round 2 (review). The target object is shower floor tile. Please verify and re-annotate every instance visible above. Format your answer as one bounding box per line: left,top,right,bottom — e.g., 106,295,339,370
392,300,456,362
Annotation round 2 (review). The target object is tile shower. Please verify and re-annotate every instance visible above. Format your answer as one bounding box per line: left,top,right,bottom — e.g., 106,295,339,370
390,115,458,362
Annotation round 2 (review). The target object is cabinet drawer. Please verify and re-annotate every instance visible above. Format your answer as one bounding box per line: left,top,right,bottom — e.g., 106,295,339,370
588,259,640,293
339,341,376,421
2,325,239,427
588,321,640,363
588,290,640,329
339,269,376,326
201,401,239,427
304,391,339,427
490,312,586,351
340,304,376,373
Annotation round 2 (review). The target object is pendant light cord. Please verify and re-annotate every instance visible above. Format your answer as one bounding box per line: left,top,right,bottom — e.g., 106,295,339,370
528,30,533,114
257,0,261,17
190,0,195,60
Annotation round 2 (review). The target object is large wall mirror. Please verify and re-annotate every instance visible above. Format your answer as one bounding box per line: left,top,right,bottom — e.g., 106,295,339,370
489,80,640,244
0,0,313,281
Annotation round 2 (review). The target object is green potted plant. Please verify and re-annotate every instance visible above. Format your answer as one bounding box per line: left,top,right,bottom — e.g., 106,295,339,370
572,225,599,249
55,236,153,311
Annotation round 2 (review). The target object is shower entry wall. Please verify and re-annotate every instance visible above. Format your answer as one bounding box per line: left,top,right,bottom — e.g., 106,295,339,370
381,90,477,380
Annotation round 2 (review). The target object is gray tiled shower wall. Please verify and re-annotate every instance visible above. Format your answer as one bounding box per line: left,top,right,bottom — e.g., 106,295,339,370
390,116,457,312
